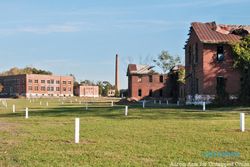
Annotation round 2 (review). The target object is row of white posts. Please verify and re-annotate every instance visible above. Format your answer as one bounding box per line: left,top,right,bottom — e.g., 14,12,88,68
10,102,247,145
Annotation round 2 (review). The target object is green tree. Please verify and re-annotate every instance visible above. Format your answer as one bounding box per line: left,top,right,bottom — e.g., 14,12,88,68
233,35,250,102
0,66,52,76
232,35,250,102
153,50,181,73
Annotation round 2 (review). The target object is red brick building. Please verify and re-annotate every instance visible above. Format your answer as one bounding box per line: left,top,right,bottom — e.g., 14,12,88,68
127,64,168,101
74,85,99,97
0,74,73,97
185,22,250,101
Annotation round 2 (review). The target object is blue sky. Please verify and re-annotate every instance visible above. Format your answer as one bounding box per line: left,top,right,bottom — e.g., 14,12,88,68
0,0,249,89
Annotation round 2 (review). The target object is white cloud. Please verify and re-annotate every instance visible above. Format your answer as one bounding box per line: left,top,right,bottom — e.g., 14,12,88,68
0,22,92,35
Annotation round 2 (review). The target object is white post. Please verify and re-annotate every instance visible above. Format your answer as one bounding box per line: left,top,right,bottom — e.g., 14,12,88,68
125,106,128,116
25,107,29,119
46,102,49,107
203,102,206,111
154,100,156,104
75,118,80,143
166,100,169,105
143,100,145,108
85,103,88,110
40,101,42,105
240,113,245,132
159,100,161,105
177,101,180,106
111,101,114,107
13,105,15,113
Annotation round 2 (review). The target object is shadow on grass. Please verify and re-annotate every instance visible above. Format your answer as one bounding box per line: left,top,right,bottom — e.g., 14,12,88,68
0,105,235,120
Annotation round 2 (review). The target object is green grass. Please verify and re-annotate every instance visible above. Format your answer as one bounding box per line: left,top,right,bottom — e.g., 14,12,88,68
0,98,250,166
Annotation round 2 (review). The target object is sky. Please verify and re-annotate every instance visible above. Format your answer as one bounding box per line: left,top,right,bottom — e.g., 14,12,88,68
0,0,249,89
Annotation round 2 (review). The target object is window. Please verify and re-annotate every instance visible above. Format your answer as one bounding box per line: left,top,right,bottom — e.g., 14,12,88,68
56,80,60,84
138,89,142,97
217,46,224,62
47,80,51,84
138,76,142,83
160,75,164,83
51,80,54,84
56,87,60,91
41,86,46,91
149,89,153,97
34,86,39,91
68,87,71,91
41,80,45,84
159,89,163,97
47,87,50,91
63,87,66,91
28,79,32,83
28,86,32,91
34,80,38,83
50,87,54,91
68,81,72,84
149,75,153,82
217,76,226,85
62,81,67,84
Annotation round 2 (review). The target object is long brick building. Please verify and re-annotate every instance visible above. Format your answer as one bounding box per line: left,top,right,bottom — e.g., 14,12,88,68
0,74,73,97
185,22,250,102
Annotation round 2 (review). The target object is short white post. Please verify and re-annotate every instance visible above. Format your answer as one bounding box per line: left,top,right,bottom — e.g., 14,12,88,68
85,103,88,110
40,101,42,105
159,100,161,105
25,107,29,119
177,101,180,106
240,113,245,132
142,100,145,108
46,102,49,107
203,102,206,111
166,100,169,105
75,118,80,143
13,105,15,113
125,106,128,116
111,101,114,107
154,100,156,104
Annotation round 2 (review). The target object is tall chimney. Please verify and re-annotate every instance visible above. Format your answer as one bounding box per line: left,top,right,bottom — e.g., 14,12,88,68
115,54,119,91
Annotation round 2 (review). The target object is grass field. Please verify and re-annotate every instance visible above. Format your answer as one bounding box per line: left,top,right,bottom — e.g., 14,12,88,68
0,98,250,167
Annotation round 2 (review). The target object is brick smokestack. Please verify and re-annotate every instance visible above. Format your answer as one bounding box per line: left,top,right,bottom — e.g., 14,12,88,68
115,54,119,91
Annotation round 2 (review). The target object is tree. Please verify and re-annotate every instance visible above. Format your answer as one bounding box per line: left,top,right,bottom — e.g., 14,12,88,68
232,35,250,103
0,83,3,93
0,66,52,76
153,50,181,73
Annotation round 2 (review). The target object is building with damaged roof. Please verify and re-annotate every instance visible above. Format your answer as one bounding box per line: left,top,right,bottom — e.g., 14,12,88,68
184,21,250,102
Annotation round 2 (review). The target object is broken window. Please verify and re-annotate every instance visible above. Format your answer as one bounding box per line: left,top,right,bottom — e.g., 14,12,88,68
149,89,153,97
149,75,153,82
160,75,164,83
138,76,142,83
217,46,224,62
138,89,142,97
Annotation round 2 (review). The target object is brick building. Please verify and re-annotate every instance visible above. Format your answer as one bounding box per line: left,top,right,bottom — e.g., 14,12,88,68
0,74,73,97
127,64,168,101
74,85,99,97
185,22,250,102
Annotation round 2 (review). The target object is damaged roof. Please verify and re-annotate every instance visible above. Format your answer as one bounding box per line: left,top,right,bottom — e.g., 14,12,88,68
127,64,155,75
187,22,250,45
